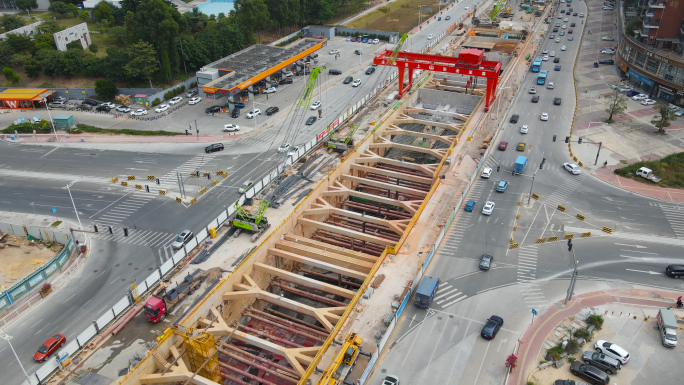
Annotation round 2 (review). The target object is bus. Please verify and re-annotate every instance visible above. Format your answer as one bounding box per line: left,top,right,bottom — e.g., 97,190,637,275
537,70,548,85
531,59,543,73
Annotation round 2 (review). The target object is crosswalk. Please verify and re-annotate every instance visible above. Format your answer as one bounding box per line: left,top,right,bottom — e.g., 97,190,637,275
433,281,467,309
543,177,583,208
93,189,154,224
90,226,177,263
516,245,546,309
156,154,220,192
660,203,684,239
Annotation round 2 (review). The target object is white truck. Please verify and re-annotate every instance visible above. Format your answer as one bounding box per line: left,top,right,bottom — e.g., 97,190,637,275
657,308,678,347
636,167,661,183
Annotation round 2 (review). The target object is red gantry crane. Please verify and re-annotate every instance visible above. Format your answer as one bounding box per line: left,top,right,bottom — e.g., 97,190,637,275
372,48,502,111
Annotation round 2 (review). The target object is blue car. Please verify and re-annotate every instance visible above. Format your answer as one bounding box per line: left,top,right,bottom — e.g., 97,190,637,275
554,65,561,71
362,38,369,43
465,200,477,211
496,180,509,192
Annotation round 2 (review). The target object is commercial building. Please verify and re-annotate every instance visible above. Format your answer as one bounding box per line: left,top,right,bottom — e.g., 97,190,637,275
0,88,54,110
617,0,684,104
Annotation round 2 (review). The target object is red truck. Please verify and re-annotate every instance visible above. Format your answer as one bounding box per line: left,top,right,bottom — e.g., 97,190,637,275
143,269,207,323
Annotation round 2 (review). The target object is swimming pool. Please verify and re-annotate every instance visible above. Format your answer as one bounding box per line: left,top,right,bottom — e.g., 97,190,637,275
195,0,235,17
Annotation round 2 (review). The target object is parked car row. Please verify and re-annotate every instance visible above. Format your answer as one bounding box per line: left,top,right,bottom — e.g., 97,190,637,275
346,36,380,44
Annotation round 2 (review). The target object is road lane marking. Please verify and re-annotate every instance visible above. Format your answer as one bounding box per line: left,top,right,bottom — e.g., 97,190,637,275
614,243,646,248
625,269,662,275
619,249,657,255
423,314,449,378
65,293,76,302
400,310,432,366
110,276,120,284
39,148,58,158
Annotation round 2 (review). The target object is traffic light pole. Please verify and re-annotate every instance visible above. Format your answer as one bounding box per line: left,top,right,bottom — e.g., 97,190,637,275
564,239,579,305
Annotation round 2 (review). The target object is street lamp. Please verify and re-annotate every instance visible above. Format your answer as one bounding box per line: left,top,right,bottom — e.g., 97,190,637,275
0,329,31,383
63,177,84,230
585,121,604,138
43,98,59,142
251,100,270,131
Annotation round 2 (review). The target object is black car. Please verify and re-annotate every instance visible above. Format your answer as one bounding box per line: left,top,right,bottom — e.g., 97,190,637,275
231,108,240,118
571,22,576,27
205,105,222,114
306,116,317,125
343,76,354,84
365,67,376,75
510,114,519,123
570,361,610,385
666,264,684,278
205,143,224,153
279,78,293,85
329,69,342,75
265,106,279,116
532,95,540,103
95,105,111,112
76,104,92,111
554,57,561,63
553,27,559,32
354,49,362,55
481,316,504,339
598,59,614,65
554,97,562,105
82,99,99,106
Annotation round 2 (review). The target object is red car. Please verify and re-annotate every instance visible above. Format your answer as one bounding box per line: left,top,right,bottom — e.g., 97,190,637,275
34,334,66,362
498,141,508,151
573,12,578,16
568,29,573,34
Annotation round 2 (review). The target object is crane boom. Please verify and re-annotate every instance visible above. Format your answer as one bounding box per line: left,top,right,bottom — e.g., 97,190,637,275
297,66,325,109
316,333,363,385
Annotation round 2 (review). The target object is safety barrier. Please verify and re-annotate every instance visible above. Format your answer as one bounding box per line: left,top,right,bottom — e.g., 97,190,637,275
548,235,558,242
212,179,218,186
576,213,585,221
135,184,143,190
159,190,166,195
581,232,591,238
121,181,128,187
510,243,519,249
110,177,118,183
147,175,155,180
190,197,197,205
200,187,207,195
532,193,539,200
175,197,182,203
127,175,135,180
565,234,574,239
557,205,566,212
536,237,546,244
602,227,613,234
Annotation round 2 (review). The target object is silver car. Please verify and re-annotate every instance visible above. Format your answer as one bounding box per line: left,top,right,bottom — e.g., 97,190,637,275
171,230,194,250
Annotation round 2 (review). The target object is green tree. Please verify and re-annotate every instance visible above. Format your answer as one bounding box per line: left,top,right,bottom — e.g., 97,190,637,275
0,43,16,68
95,79,118,99
101,47,130,81
234,0,271,33
67,3,79,17
40,50,65,77
89,43,98,53
38,20,61,34
5,33,33,53
94,2,115,24
651,103,677,133
0,14,27,31
124,40,159,87
14,0,38,13
48,1,72,17
3,67,20,85
605,89,627,122
62,49,85,78
24,58,42,78
78,10,90,22
32,34,56,53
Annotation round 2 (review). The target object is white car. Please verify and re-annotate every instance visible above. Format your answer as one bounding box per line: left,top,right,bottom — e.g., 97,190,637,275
223,124,240,132
246,109,261,118
310,100,321,110
481,167,492,178
617,85,633,92
542,56,549,61
101,102,116,108
641,99,656,105
540,112,549,121
155,104,169,113
169,96,182,105
520,125,529,134
602,6,614,9
189,97,202,105
547,82,555,89
602,36,615,41
131,109,147,116
372,38,380,44
277,143,291,153
542,49,549,54
594,340,629,364
482,201,495,215
464,6,469,9
549,51,556,57
116,105,131,112
555,38,560,43
329,49,339,55
579,13,584,17
381,375,399,385
563,18,568,22
560,45,566,51
632,93,648,100
287,146,300,157
263,87,277,94
601,49,615,54
561,24,566,29
563,162,581,175
352,79,361,87
427,34,434,40
529,86,537,94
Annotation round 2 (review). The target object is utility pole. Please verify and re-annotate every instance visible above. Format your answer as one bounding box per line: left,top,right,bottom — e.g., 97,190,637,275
564,238,579,305
194,119,199,141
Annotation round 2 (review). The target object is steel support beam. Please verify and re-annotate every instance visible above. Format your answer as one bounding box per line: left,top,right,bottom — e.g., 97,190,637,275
254,262,357,298
272,241,374,273
297,217,396,247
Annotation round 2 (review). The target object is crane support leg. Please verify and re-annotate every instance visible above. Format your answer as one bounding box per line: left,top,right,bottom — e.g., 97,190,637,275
397,69,411,98
484,76,499,112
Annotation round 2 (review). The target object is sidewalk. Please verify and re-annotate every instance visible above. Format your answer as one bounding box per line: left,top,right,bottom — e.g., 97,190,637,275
572,0,684,202
511,288,681,385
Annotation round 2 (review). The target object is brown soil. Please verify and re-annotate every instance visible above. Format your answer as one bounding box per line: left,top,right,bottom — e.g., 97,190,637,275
345,0,442,34
0,236,63,289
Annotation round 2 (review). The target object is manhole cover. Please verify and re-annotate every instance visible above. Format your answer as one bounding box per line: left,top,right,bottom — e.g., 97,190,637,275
437,316,442,320
115,264,119,267
121,278,126,281
148,267,154,271
449,315,454,318
93,270,98,273
128,263,133,266
134,267,139,270
381,368,387,373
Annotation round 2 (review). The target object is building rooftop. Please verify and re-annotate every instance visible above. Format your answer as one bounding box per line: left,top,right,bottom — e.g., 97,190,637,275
203,38,326,92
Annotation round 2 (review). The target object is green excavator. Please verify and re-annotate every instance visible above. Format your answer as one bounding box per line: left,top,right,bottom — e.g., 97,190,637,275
231,200,270,242
325,124,359,153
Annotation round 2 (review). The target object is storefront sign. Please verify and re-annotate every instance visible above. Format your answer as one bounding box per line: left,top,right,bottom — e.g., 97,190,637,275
627,68,654,87
659,85,673,94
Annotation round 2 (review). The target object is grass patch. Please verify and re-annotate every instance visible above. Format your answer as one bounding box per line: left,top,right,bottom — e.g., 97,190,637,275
69,124,184,136
586,315,605,330
345,0,440,34
614,152,684,188
573,327,591,340
51,221,62,227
